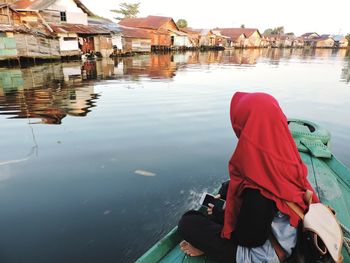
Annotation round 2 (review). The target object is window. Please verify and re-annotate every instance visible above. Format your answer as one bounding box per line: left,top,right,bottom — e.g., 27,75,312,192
60,12,67,22
63,37,77,41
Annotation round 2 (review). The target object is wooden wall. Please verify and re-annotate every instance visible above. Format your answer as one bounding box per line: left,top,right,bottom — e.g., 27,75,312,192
0,33,17,59
123,37,151,53
14,33,60,58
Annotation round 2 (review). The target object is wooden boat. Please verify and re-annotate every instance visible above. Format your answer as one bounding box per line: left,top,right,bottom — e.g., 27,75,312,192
135,119,350,263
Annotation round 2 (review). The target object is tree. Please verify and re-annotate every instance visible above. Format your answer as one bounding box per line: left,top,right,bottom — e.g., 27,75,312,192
272,26,284,35
264,26,284,35
240,24,245,29
111,2,140,20
263,28,273,35
176,19,188,28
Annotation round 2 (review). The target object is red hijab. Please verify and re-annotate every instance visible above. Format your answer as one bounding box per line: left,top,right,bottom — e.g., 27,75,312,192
222,92,319,239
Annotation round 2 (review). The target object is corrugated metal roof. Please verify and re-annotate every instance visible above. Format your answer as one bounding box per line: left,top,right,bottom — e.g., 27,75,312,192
119,26,151,39
50,23,111,34
11,0,94,16
313,36,334,41
180,27,199,35
0,24,15,32
0,24,54,38
216,28,260,38
11,0,56,10
332,35,346,41
88,17,121,33
301,32,319,38
119,15,177,30
168,29,188,36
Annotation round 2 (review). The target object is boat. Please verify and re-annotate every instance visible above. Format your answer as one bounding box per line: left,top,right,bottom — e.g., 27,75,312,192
135,119,350,263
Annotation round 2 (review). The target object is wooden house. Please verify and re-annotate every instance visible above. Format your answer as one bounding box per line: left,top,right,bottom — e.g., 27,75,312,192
211,30,230,47
293,37,305,48
50,23,113,57
119,26,151,53
215,28,247,48
314,35,335,48
0,3,19,24
240,28,262,47
264,34,294,48
168,28,190,48
180,27,199,47
215,28,262,48
118,15,190,49
303,34,335,48
259,35,269,48
10,0,93,25
190,29,216,47
88,17,123,52
9,0,115,57
332,35,349,48
301,32,319,39
0,23,60,61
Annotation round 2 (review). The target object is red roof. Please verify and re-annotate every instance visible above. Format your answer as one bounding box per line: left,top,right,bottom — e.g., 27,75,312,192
214,28,247,41
50,23,110,34
216,28,260,38
119,15,177,30
119,26,151,39
180,27,199,35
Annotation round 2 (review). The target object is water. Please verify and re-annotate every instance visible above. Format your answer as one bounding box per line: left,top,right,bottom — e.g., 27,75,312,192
0,49,349,263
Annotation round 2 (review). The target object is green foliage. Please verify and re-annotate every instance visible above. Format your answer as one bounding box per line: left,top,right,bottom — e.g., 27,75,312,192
264,26,284,35
111,2,140,20
240,24,245,28
176,19,188,28
263,28,273,35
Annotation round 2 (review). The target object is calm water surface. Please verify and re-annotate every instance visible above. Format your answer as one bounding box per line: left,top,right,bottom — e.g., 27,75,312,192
0,49,349,263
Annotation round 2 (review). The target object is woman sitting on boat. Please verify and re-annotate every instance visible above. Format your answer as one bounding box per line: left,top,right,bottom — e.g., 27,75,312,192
178,92,319,263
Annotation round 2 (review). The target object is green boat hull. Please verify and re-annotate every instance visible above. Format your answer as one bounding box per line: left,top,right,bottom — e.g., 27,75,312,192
136,120,350,263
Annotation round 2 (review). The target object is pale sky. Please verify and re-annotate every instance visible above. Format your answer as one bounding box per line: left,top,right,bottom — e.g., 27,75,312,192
82,0,350,36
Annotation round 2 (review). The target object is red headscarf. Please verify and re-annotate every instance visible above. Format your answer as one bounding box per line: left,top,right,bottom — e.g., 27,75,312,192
222,92,319,239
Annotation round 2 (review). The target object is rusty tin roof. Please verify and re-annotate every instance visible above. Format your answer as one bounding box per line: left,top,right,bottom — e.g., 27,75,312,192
119,15,177,30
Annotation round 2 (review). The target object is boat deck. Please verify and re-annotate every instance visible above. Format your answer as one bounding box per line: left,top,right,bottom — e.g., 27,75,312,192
136,120,350,263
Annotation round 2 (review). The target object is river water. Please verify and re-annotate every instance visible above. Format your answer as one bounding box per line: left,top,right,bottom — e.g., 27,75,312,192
0,49,349,263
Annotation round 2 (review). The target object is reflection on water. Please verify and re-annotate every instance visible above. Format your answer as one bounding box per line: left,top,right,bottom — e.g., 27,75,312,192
1,49,349,125
0,49,349,263
341,50,350,83
0,65,99,124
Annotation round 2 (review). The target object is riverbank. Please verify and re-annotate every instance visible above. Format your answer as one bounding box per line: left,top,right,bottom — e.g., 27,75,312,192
1,46,348,68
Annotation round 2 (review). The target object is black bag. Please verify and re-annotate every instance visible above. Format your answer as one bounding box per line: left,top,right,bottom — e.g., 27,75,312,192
287,223,334,263
271,190,343,263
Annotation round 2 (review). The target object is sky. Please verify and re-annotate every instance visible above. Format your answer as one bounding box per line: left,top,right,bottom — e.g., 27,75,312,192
82,0,350,36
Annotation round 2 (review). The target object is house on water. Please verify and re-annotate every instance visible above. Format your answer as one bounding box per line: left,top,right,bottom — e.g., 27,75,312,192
180,27,200,48
118,15,190,50
332,35,349,48
303,34,335,48
215,28,262,48
6,0,114,58
118,26,151,53
214,28,247,48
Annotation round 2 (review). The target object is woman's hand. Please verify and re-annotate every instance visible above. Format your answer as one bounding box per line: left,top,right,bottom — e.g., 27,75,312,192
207,194,221,215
